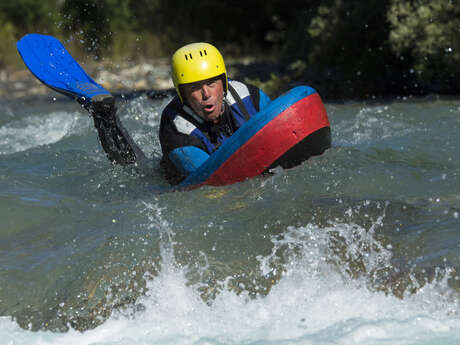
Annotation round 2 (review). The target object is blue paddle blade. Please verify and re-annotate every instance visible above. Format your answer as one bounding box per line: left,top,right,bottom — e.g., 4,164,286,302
16,33,111,101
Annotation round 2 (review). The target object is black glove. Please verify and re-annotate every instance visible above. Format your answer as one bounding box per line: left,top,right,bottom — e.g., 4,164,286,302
83,94,117,122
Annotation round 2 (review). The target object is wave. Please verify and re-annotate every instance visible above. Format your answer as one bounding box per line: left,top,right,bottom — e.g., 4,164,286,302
0,111,84,155
2,204,460,345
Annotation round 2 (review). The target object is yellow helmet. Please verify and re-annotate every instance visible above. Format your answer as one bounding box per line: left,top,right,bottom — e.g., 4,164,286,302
171,42,228,103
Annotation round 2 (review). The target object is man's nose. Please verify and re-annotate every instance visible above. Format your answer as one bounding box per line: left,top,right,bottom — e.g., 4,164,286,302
201,85,211,99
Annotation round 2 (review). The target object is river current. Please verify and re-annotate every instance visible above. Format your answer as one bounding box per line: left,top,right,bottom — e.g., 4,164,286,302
0,90,460,345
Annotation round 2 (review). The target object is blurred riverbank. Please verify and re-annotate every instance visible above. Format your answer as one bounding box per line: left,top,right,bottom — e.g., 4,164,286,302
2,0,460,103
3,57,460,102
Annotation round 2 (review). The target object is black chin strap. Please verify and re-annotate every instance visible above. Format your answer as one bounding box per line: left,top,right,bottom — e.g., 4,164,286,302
228,84,251,121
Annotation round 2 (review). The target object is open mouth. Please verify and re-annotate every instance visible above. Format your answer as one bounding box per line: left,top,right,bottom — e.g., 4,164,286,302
203,104,215,113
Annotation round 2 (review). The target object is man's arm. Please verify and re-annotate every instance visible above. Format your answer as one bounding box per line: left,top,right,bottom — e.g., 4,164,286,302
86,95,151,171
159,107,211,184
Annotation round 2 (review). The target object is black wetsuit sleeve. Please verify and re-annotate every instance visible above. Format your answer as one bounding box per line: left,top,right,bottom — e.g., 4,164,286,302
87,98,148,166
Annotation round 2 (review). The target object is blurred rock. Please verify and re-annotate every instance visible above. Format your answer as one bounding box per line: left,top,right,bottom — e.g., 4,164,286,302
3,60,174,100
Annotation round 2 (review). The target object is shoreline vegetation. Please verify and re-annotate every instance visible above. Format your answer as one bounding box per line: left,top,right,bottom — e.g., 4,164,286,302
1,0,460,101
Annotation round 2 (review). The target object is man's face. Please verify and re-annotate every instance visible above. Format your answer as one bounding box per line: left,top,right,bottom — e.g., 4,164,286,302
182,78,224,123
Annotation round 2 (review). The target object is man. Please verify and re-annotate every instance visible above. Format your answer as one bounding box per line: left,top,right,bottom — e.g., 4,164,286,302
159,42,271,184
88,42,270,184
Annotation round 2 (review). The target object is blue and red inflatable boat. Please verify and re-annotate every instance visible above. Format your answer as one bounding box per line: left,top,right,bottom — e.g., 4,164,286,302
179,85,331,188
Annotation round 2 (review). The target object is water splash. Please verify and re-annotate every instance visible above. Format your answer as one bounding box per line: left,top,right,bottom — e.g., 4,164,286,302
0,112,84,155
2,201,460,344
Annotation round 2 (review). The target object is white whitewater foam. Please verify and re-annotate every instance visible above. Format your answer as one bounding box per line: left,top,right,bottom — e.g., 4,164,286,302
2,220,460,345
0,112,82,155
